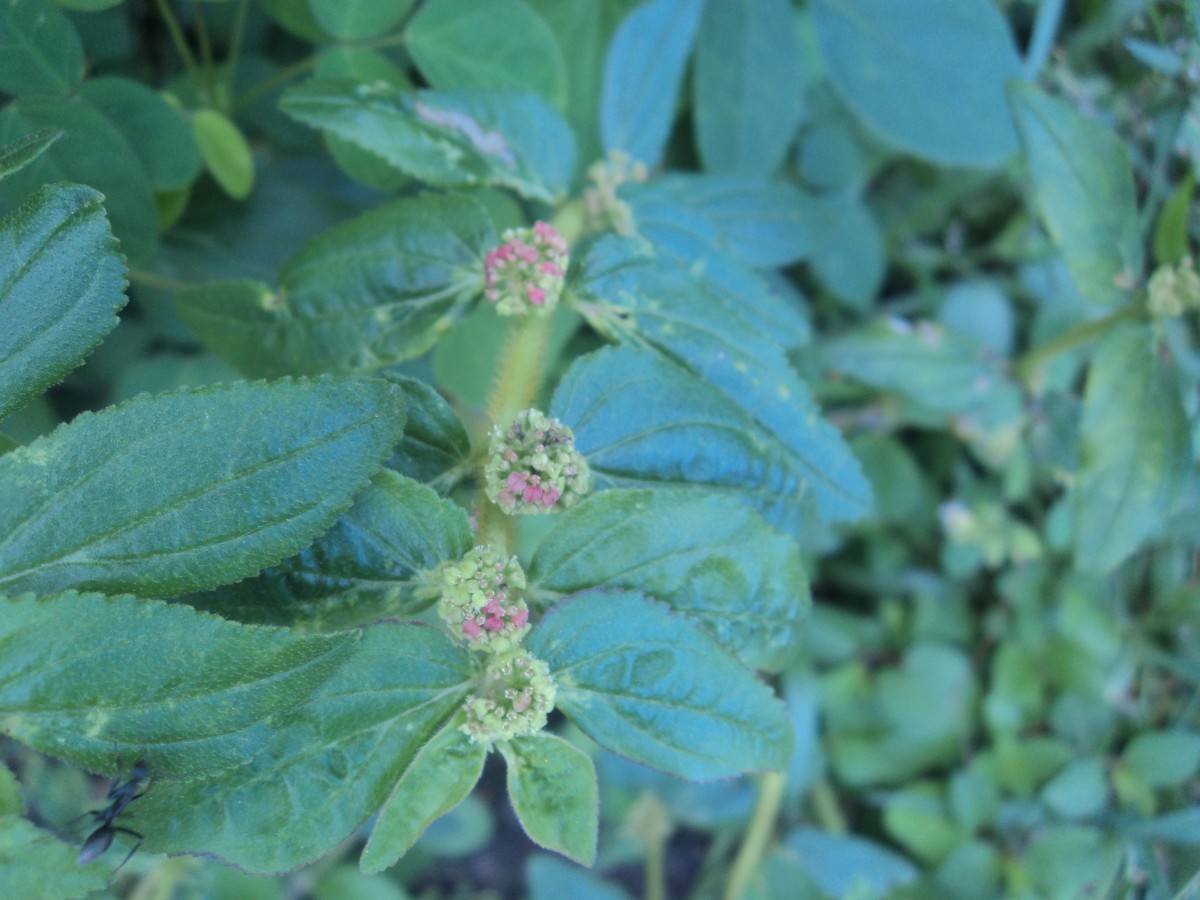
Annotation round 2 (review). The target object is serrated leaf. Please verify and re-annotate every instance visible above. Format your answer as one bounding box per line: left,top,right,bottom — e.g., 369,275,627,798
361,717,486,873
177,193,496,378
600,0,704,168
528,590,792,780
693,0,804,175
502,733,598,866
308,0,413,40
528,489,809,670
0,184,127,421
811,0,1021,166
407,0,568,110
135,622,474,874
0,128,61,181
0,815,107,899
0,0,84,96
0,377,406,596
0,591,355,773
186,471,472,628
281,79,575,202
1075,324,1191,572
382,374,471,487
573,240,870,524
1009,82,1143,306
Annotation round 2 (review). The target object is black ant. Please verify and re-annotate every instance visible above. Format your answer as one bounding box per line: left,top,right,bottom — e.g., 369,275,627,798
76,758,148,874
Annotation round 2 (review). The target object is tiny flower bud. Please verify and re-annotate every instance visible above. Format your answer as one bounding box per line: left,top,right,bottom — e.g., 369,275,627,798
483,222,569,316
485,409,590,515
436,546,531,653
461,650,557,744
584,150,647,235
1148,256,1200,318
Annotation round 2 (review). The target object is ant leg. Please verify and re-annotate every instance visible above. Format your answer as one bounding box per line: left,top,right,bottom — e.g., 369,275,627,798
108,827,143,879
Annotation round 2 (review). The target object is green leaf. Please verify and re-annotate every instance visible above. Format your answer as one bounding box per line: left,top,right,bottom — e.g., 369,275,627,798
135,622,474,874
382,374,471,486
600,0,704,168
360,717,486,873
0,376,406,596
0,815,107,899
528,590,792,780
527,855,635,900
1009,82,1143,306
0,591,355,773
0,184,127,421
308,0,413,40
186,471,472,629
1122,730,1200,787
281,79,576,203
527,489,809,670
79,77,202,192
0,96,158,263
693,0,804,175
1125,807,1200,846
811,0,1021,166
784,828,918,896
193,109,255,200
1075,324,1191,572
1153,173,1194,266
801,193,885,308
0,128,62,181
1041,756,1109,818
407,0,568,110
0,0,84,96
573,240,870,525
502,733,598,866
177,194,495,378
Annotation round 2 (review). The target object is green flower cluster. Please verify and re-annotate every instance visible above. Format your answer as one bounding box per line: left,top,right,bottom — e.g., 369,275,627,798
484,409,590,515
1147,256,1200,318
462,650,557,744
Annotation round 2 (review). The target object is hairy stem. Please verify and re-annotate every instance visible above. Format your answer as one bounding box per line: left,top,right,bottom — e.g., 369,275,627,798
1014,303,1141,383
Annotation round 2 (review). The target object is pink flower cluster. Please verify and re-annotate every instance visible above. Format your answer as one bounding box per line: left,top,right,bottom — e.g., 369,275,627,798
436,547,531,653
460,595,529,641
498,469,561,511
483,221,569,316
484,409,590,516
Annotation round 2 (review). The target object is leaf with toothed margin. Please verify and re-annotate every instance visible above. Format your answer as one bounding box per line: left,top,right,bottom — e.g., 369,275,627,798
502,732,598,866
135,621,475,874
527,489,809,670
381,374,472,487
0,592,356,776
0,376,406,597
528,590,792,781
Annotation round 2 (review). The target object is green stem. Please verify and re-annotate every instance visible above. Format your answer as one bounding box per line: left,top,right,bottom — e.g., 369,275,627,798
723,771,785,900
811,777,848,835
193,1,215,102
224,0,251,103
153,0,202,85
128,268,191,292
645,837,666,900
1014,303,1141,383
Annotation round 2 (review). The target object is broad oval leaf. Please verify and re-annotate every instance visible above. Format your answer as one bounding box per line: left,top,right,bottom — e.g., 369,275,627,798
693,0,804,175
193,109,255,200
502,733,598,866
176,193,496,377
136,621,474,874
0,0,84,96
528,489,809,670
1009,82,1143,306
811,0,1021,166
281,78,576,202
407,0,568,110
1075,324,1192,572
0,815,107,899
0,184,127,421
308,0,413,40
0,592,355,774
0,376,407,596
360,717,487,873
600,0,704,168
528,590,792,780
186,470,472,629
0,128,62,182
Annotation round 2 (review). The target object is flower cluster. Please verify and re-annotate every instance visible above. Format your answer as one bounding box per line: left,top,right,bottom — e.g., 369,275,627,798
485,409,590,515
584,149,647,235
483,221,569,316
462,650,557,744
1148,256,1200,318
435,546,530,653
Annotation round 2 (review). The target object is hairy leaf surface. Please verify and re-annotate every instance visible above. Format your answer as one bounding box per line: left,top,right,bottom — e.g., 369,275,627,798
503,733,598,866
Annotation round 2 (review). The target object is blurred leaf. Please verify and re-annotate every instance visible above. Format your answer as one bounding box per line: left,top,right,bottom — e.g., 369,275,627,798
882,791,962,864
600,0,704,168
1125,806,1200,845
1009,82,1143,306
308,0,413,40
0,128,62,181
1123,730,1200,787
503,733,598,866
0,591,354,774
784,828,919,895
1041,756,1109,818
528,590,792,780
193,109,255,200
0,815,107,899
136,622,473,873
360,718,486,873
528,489,809,670
407,0,567,110
1153,173,1193,266
177,193,495,377
811,0,1021,166
1024,827,1122,897
1075,324,1191,572
803,192,885,308
0,377,406,596
526,854,634,900
315,866,411,900
693,0,803,175
0,184,127,420
281,79,576,202
0,0,84,96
